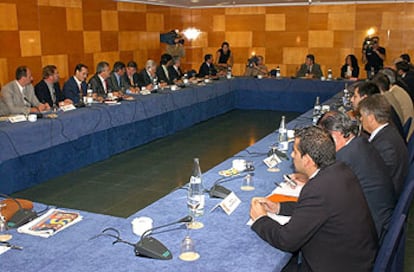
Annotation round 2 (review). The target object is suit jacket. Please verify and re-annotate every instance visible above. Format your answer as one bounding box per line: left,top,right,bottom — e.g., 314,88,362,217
389,85,414,139
371,124,409,197
296,63,323,79
34,80,64,107
123,72,140,88
198,62,217,77
252,162,378,272
402,70,414,103
107,72,130,92
156,65,173,85
336,136,396,241
88,74,107,98
0,81,40,115
168,65,183,82
137,69,153,88
62,76,87,105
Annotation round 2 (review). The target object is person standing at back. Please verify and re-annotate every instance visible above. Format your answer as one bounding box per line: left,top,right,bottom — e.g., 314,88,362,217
215,42,233,75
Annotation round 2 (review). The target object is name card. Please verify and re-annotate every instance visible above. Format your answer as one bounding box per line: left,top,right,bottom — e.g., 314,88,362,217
9,115,27,123
60,104,76,112
210,192,241,215
263,154,281,169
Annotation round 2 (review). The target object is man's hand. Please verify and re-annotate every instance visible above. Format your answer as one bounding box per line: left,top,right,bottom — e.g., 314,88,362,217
289,173,309,186
250,197,280,221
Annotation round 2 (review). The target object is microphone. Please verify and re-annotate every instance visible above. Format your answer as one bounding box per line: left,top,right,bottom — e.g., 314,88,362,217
134,215,192,260
23,96,34,108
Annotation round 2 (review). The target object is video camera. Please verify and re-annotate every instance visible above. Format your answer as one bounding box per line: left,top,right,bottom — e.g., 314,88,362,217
362,36,378,53
247,55,259,68
160,30,184,45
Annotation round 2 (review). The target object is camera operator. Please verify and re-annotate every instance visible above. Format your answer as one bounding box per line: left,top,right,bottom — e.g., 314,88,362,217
362,36,386,78
244,55,268,77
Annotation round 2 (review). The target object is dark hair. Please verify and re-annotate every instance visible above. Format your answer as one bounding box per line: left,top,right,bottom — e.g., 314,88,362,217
346,54,359,69
15,66,28,80
358,93,390,124
357,82,380,97
395,61,410,73
294,126,336,169
160,53,173,65
204,54,213,62
318,111,358,138
126,61,137,68
96,61,110,74
221,42,229,48
113,61,126,72
400,53,411,63
42,65,57,79
74,63,88,74
306,54,315,63
372,73,390,92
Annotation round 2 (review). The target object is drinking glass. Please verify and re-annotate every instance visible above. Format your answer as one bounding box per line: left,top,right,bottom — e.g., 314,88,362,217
187,189,204,230
179,235,200,261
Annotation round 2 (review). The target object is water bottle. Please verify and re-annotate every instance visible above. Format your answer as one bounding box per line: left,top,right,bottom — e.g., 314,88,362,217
312,96,321,125
226,67,232,79
278,116,288,151
276,66,281,79
342,83,349,107
152,77,159,90
188,158,205,216
86,84,93,106
327,68,333,80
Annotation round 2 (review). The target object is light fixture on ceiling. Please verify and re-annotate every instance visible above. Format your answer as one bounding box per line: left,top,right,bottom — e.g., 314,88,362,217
183,27,201,40
367,27,376,37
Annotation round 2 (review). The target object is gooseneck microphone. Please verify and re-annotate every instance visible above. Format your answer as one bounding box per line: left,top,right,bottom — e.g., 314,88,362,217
134,215,192,260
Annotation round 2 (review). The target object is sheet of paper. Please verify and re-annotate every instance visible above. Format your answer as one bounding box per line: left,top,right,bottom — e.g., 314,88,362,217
246,213,291,226
271,181,303,197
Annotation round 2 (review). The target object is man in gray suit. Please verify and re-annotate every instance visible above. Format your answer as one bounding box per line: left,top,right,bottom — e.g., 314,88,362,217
296,54,323,79
0,66,50,115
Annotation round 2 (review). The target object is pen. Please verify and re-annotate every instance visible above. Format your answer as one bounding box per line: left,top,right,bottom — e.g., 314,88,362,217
274,181,282,188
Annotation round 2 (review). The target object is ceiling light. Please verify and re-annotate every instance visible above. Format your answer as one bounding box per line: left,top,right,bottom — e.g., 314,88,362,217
183,28,201,40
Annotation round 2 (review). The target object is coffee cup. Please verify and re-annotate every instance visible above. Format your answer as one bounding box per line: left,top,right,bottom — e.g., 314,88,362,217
28,114,37,122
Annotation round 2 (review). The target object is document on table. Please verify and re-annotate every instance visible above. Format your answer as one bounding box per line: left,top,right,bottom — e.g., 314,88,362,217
271,181,303,197
247,213,291,226
0,246,10,255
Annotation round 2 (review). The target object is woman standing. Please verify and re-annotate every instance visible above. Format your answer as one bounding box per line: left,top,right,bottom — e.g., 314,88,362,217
215,42,234,74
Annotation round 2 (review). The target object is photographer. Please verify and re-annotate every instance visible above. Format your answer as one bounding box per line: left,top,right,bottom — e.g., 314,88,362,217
362,36,386,78
160,30,185,58
244,55,268,77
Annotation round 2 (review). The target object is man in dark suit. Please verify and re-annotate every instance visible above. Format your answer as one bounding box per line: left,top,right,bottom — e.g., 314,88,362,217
359,94,409,197
34,65,69,108
156,53,173,85
250,126,378,271
168,56,183,83
137,59,158,91
0,66,50,115
62,63,88,105
295,54,323,79
395,60,414,103
107,61,130,95
318,111,396,242
123,61,140,88
88,61,111,101
198,54,217,78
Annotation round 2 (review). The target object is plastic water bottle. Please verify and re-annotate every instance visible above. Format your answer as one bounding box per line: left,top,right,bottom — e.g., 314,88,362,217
86,84,93,106
342,83,349,107
312,96,321,125
327,68,333,80
152,77,159,90
226,67,232,79
278,116,288,151
188,158,205,216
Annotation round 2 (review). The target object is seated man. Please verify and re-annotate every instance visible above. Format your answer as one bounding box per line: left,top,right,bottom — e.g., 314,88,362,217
250,126,378,271
137,59,158,91
296,54,323,79
123,61,140,91
88,61,111,101
358,94,409,197
107,61,130,95
198,54,217,78
244,55,268,77
34,65,71,108
0,66,50,115
318,111,396,241
156,53,173,85
62,63,88,105
168,56,184,83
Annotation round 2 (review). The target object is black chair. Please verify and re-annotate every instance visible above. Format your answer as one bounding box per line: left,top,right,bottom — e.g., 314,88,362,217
373,214,407,272
408,132,414,164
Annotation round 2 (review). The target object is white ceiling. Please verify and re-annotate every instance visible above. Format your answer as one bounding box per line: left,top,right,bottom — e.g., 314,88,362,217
117,0,409,9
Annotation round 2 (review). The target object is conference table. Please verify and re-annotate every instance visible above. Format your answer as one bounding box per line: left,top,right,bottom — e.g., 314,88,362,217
0,77,346,271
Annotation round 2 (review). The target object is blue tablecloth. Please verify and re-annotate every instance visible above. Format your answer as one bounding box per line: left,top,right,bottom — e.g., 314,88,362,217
0,83,345,272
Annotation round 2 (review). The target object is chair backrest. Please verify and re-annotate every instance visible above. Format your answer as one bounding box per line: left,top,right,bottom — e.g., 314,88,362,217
408,131,414,164
391,162,414,222
403,117,412,140
373,214,407,272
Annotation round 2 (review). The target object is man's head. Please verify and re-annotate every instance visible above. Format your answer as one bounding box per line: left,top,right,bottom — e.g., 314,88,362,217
42,65,59,83
113,61,126,76
126,61,137,76
400,53,411,63
291,126,336,175
372,73,390,93
305,54,315,66
96,61,110,79
351,82,380,110
74,64,88,82
358,93,390,133
257,56,264,65
15,66,33,87
204,54,213,64
145,59,157,76
371,36,380,49
172,57,181,67
395,61,410,76
160,53,173,66
318,111,357,152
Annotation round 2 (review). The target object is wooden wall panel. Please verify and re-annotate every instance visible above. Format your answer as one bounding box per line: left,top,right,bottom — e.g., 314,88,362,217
0,3,17,30
20,31,41,57
66,7,83,31
41,54,69,79
265,14,286,31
